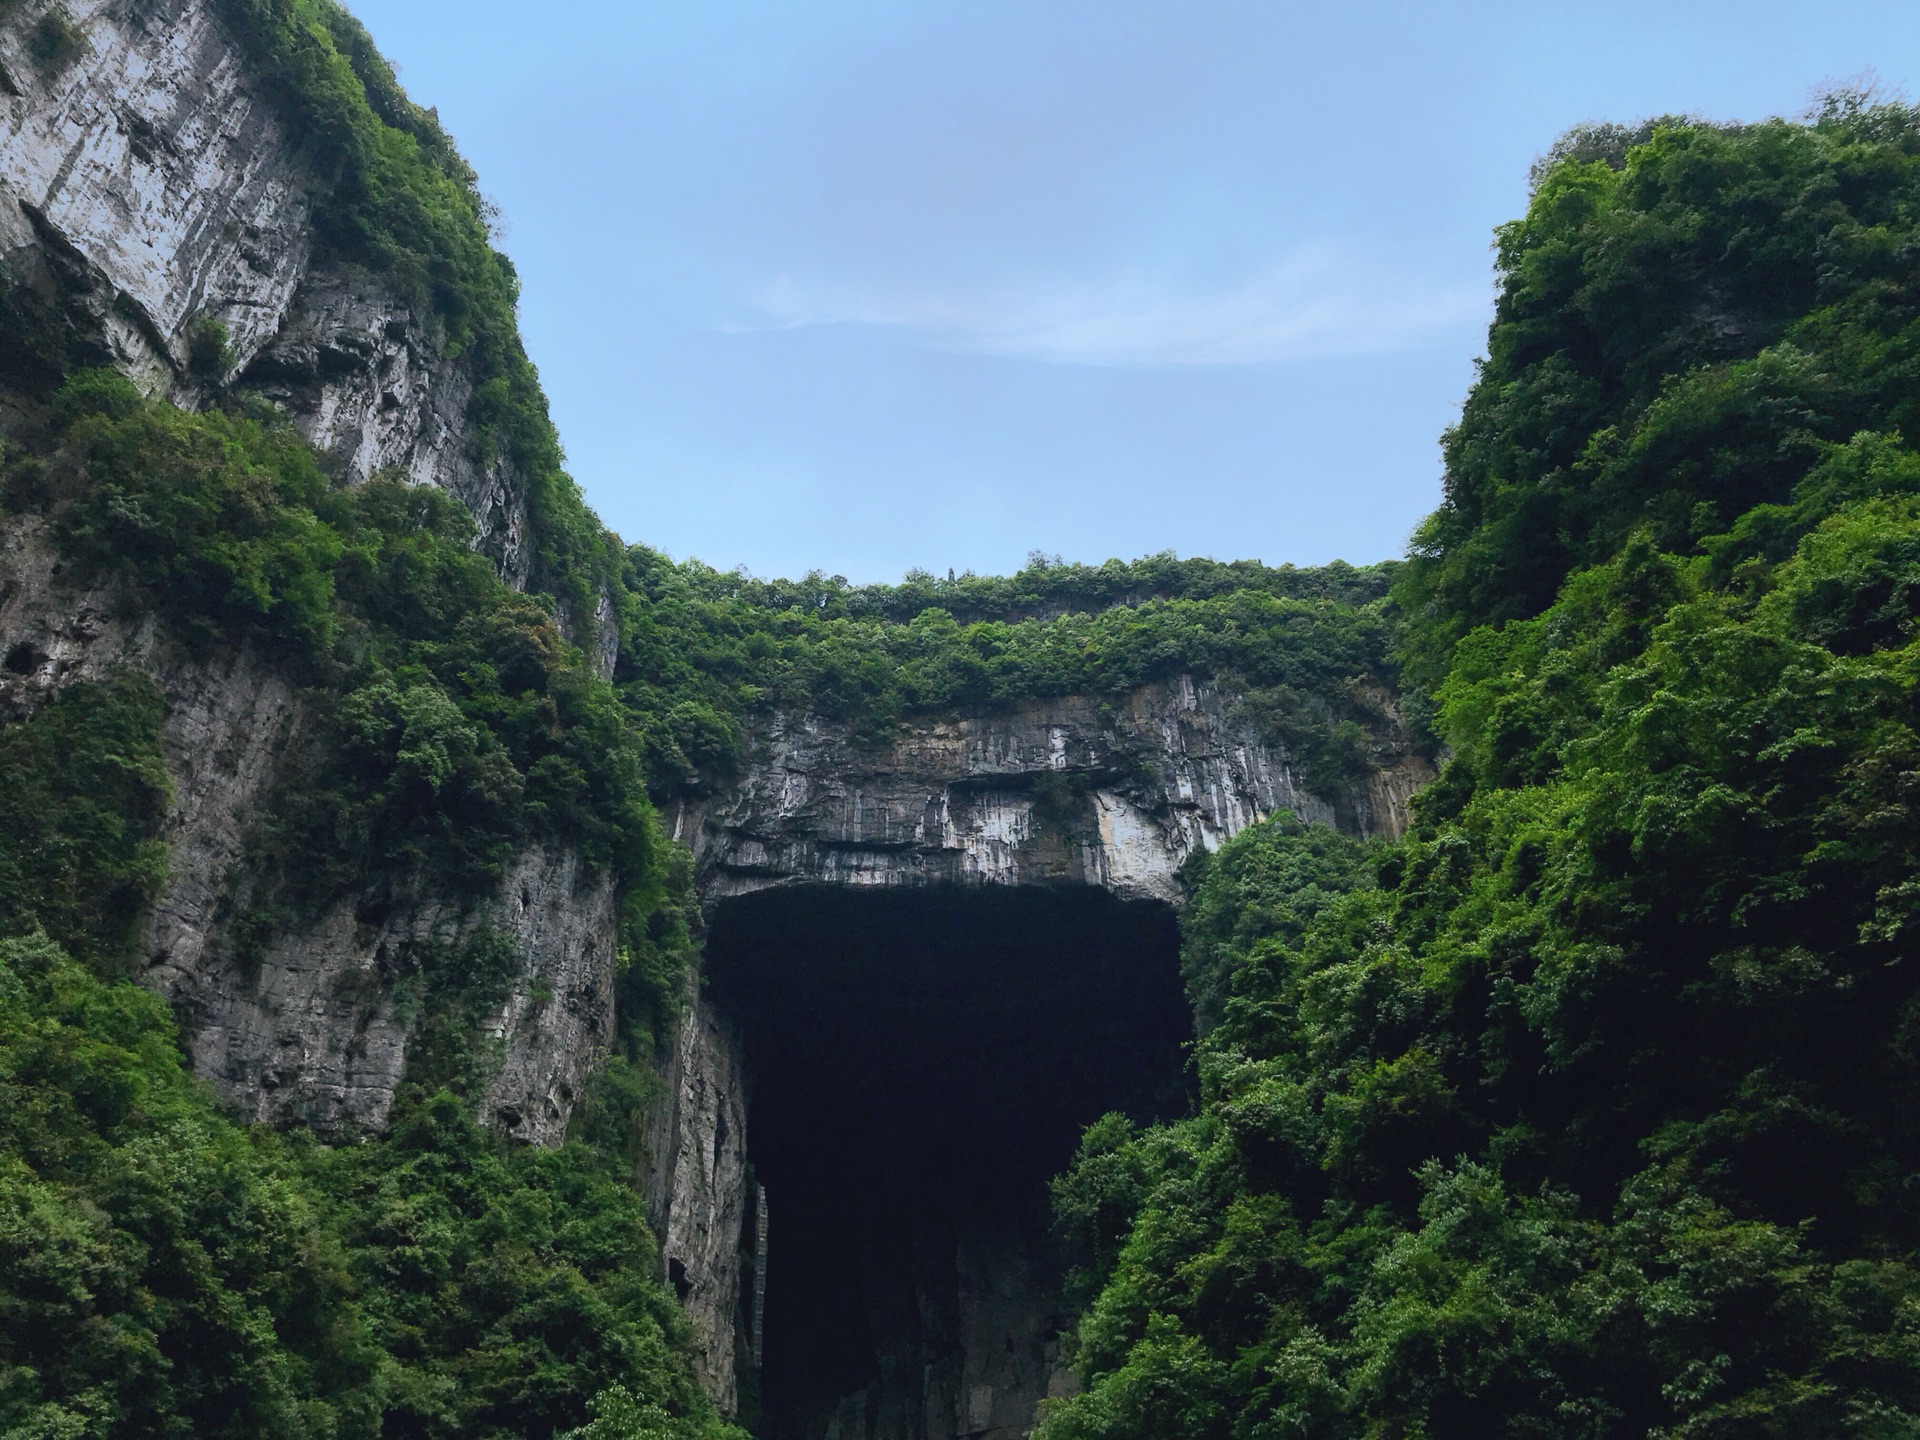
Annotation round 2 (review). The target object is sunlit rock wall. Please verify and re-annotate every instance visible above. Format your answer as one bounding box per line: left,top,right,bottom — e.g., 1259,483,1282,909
0,0,537,587
674,675,1432,907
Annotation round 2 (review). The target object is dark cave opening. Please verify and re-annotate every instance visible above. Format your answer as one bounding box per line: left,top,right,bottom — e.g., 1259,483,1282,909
705,884,1190,1440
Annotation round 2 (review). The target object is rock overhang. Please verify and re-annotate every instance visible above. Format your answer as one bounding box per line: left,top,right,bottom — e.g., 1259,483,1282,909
702,881,1191,1440
675,674,1432,909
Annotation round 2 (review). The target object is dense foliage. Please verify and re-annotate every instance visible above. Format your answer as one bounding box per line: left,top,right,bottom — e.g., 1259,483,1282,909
1400,88,1920,683
27,8,1920,1437
0,931,740,1440
0,380,712,1435
213,0,621,623
1041,100,1920,1440
654,551,1391,628
4,370,690,1005
0,669,171,973
617,546,1398,798
0,380,721,1434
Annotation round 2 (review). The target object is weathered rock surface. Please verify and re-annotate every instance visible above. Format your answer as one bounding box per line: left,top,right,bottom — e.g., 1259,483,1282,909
0,10,1442,1431
0,0,541,592
643,688,1430,1425
0,0,616,1136
0,0,309,393
674,675,1432,907
0,522,614,1144
239,261,536,589
644,999,753,1413
162,843,617,1145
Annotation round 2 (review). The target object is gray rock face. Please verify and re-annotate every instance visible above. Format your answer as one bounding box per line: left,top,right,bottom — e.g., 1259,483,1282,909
0,0,546,598
0,0,622,1143
674,675,1432,907
0,514,159,707
643,999,752,1413
163,844,617,1145
240,262,536,590
643,682,1432,1425
0,523,614,1145
0,0,310,392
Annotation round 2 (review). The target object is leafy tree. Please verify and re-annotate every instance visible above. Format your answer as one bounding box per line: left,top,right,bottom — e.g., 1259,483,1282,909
0,933,739,1440
1399,101,1920,684
1045,100,1920,1440
0,672,170,971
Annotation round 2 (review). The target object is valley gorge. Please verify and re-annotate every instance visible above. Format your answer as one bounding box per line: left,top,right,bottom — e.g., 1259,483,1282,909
10,4,1916,1439
0,5,1424,1436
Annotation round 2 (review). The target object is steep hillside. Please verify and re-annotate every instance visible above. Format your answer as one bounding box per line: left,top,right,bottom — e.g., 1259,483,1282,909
0,2,1413,1436
1040,96,1920,1440
20,5,1916,1440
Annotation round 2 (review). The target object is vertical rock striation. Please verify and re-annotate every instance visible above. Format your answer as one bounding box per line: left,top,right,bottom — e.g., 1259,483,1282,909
159,845,619,1146
0,520,618,1145
0,0,615,1155
0,0,536,585
675,674,1432,905
0,0,310,394
643,998,752,1413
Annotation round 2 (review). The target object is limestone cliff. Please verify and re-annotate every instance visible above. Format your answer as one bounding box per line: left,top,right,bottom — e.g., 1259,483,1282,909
0,519,616,1144
646,689,1430,1430
676,674,1431,906
644,998,753,1413
0,6,1434,1431
0,0,623,1148
0,0,538,589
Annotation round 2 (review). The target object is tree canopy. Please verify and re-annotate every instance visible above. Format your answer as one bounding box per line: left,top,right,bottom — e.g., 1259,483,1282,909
1042,99,1920,1440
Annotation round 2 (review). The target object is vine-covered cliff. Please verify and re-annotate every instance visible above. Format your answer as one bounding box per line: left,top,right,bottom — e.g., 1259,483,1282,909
29,8,1916,1440
0,2,1415,1435
1038,98,1920,1440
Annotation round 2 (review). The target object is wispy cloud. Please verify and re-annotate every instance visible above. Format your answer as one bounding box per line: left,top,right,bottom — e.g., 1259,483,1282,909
730,246,1486,367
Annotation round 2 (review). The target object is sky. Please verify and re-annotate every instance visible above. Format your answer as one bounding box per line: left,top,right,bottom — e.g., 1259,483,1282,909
345,1,1920,583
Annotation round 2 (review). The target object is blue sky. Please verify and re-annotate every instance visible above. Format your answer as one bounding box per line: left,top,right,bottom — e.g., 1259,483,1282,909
347,1,1920,582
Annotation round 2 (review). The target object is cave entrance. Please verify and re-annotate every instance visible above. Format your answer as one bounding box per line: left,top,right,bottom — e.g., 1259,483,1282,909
705,884,1189,1440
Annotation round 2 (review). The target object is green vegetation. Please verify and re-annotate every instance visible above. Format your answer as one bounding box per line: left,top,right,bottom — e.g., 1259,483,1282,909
659,551,1391,627
214,0,621,621
618,547,1399,797
0,372,723,1437
559,1384,731,1440
6,370,687,1014
0,670,171,973
0,383,721,1433
0,12,1397,1429
0,366,718,1435
1041,98,1920,1439
185,312,235,379
26,10,88,71
0,932,741,1440
1400,87,1920,684
25,7,1920,1436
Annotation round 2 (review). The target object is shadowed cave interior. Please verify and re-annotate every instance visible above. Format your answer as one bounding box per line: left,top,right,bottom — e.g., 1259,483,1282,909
705,885,1191,1440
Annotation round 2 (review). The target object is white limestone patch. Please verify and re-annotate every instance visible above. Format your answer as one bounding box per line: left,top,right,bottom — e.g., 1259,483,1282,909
1088,788,1184,904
